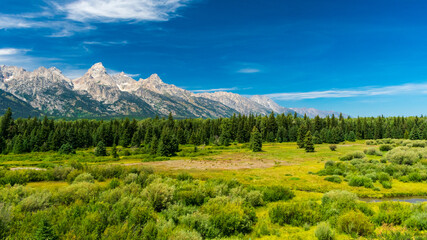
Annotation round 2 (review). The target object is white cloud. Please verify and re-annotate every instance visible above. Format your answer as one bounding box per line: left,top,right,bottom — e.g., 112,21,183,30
192,87,239,93
0,48,30,56
266,83,427,100
237,68,260,74
83,40,128,46
63,0,189,22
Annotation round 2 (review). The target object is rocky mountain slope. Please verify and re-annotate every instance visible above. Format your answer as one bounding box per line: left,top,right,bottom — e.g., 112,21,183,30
0,63,346,119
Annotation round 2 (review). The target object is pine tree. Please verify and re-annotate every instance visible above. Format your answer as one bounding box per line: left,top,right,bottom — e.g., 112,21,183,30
58,143,75,155
304,131,315,152
346,131,356,142
0,108,12,139
95,141,107,156
409,126,421,140
111,144,118,159
149,135,158,155
250,127,262,152
297,124,307,148
276,126,287,143
13,135,25,154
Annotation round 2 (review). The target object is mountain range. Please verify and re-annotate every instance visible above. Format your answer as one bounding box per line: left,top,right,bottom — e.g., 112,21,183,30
0,63,345,119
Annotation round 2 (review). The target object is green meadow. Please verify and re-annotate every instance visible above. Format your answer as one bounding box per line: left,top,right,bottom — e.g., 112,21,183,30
1,139,426,239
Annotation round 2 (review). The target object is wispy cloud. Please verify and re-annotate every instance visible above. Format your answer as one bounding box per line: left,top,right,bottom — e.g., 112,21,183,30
62,0,189,23
192,87,240,93
83,40,129,46
0,48,30,56
0,13,94,37
237,68,260,74
0,48,60,70
266,83,427,100
0,0,192,37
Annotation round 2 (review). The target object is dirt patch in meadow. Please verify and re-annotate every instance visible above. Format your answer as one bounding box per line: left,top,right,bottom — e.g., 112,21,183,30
124,157,294,171
10,167,46,171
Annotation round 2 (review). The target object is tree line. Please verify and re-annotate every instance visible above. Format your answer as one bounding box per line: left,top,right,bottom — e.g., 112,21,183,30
0,108,426,155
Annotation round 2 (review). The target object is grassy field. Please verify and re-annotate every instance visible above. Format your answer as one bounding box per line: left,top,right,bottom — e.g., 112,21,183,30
5,140,426,198
2,140,427,239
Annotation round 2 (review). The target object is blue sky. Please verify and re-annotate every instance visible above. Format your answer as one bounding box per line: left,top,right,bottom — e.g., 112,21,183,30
0,0,426,116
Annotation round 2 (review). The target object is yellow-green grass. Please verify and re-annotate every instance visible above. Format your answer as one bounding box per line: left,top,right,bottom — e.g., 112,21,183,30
2,141,427,198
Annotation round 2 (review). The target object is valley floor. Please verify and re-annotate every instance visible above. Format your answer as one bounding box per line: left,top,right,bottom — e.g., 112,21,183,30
1,141,427,239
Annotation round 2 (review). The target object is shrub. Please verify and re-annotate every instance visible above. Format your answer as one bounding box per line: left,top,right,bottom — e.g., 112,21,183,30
385,147,421,165
412,141,426,148
201,197,257,237
169,229,202,240
408,172,422,182
405,212,427,230
380,144,393,151
348,175,374,188
324,175,342,183
123,173,138,184
19,191,51,212
364,148,383,156
321,190,358,213
381,181,392,189
175,185,207,206
56,182,99,204
374,202,411,225
246,190,264,207
95,141,107,156
262,185,295,202
366,140,376,145
176,172,194,181
337,210,374,236
339,151,365,161
377,172,391,182
329,145,337,151
315,222,335,240
109,178,120,189
143,181,175,211
58,143,75,154
269,201,321,227
180,212,220,239
73,173,95,184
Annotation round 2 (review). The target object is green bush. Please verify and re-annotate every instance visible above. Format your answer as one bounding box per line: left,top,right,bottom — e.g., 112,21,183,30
246,190,264,207
315,222,335,240
321,190,358,214
385,147,421,165
201,197,257,237
176,172,194,181
324,175,342,183
348,175,374,188
329,145,337,151
365,140,376,145
377,172,391,182
168,229,202,240
73,173,95,184
19,191,51,212
262,185,295,202
109,178,120,189
405,212,427,230
269,201,321,227
374,202,411,225
379,144,393,151
143,181,175,211
381,181,392,189
339,151,365,161
364,148,383,156
337,210,374,236
58,143,75,155
180,212,220,239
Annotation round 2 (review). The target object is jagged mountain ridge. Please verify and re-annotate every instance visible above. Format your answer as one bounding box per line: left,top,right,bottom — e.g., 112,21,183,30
0,63,346,118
